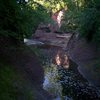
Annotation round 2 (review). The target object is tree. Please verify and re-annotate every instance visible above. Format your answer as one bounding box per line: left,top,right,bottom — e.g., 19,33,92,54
61,0,100,47
0,0,51,42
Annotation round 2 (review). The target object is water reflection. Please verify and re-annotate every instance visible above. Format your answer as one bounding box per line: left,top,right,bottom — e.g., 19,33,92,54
43,60,99,100
54,51,69,69
41,48,100,100
43,64,62,98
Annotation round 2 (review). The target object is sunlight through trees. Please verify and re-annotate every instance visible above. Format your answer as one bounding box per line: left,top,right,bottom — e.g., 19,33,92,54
0,0,99,47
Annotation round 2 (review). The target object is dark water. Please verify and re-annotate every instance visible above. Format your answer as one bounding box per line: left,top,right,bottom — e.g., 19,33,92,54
38,47,100,100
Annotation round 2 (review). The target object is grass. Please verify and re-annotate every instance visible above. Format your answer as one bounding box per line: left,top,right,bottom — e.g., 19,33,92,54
0,61,33,100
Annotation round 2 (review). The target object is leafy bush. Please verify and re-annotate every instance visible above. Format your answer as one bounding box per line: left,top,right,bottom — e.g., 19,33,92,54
0,0,52,42
61,0,100,47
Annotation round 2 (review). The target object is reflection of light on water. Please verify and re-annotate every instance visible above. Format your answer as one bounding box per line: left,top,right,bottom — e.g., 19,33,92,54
55,51,69,69
43,66,62,98
43,74,50,89
42,49,99,100
55,54,61,66
42,50,71,100
43,73,50,89
43,65,73,100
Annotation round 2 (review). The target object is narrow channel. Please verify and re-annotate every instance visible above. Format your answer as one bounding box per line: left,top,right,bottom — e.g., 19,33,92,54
38,46,100,100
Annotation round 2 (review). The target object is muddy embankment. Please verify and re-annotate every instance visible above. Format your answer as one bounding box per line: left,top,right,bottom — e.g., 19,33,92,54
66,33,100,89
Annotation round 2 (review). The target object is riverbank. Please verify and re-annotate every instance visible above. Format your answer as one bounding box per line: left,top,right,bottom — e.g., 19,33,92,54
0,37,53,100
67,35,100,89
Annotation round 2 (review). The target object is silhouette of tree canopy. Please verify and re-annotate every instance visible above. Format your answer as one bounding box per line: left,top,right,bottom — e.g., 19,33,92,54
0,0,51,42
61,0,100,46
0,0,100,46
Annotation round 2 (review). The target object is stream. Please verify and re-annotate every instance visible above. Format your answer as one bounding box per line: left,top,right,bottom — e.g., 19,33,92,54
24,38,100,100
39,47,100,100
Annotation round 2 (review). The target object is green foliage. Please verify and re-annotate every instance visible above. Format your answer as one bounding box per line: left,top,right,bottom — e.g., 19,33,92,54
33,0,65,13
0,0,20,38
60,10,80,32
61,0,100,46
0,0,99,46
0,0,51,41
60,0,84,32
0,63,33,100
79,3,100,43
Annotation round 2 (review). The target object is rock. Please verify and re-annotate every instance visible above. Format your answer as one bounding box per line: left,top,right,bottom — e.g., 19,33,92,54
24,38,44,46
67,33,100,89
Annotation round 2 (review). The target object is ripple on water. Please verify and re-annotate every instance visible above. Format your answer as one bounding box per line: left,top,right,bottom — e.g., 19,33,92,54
39,47,100,100
43,62,100,100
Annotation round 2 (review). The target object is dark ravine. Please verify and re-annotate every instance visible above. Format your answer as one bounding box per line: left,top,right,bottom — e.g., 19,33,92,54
1,28,99,99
